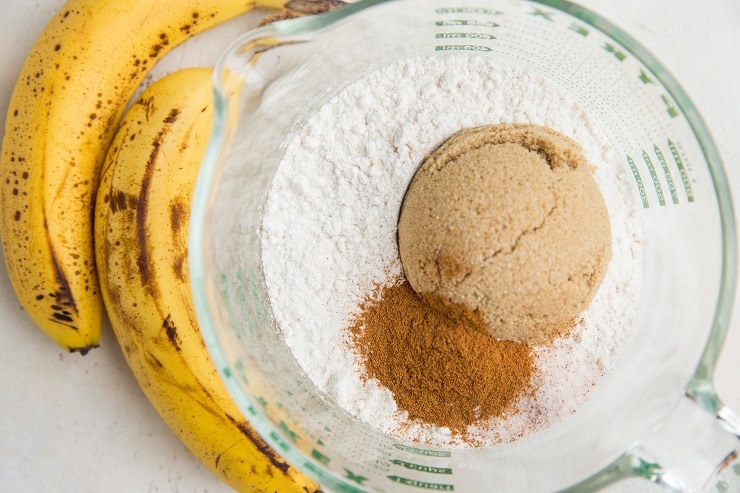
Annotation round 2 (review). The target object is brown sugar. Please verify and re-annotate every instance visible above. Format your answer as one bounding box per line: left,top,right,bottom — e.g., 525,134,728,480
397,123,612,345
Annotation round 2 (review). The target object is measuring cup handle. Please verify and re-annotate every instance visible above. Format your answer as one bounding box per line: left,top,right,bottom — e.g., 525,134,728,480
559,395,740,493
628,395,740,492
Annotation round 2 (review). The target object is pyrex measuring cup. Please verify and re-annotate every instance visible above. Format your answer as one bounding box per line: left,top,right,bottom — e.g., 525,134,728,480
188,0,740,491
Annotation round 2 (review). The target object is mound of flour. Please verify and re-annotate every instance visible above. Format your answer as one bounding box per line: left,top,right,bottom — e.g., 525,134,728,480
260,54,642,447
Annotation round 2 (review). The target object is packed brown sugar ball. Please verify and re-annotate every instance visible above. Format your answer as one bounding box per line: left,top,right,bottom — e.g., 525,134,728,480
397,123,612,345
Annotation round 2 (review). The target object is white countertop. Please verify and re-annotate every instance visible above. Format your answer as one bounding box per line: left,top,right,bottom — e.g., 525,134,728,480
0,1,738,492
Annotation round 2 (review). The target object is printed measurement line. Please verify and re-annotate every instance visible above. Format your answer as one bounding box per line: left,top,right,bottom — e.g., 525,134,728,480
393,444,452,457
627,142,693,208
653,145,679,204
435,19,499,28
235,271,255,334
390,459,452,474
642,150,666,206
435,44,491,52
435,32,495,40
669,139,695,202
220,273,242,339
388,475,454,491
626,155,649,208
436,7,502,15
248,268,267,326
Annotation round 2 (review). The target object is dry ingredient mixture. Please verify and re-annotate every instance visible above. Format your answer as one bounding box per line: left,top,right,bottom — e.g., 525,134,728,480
398,123,613,345
261,54,642,447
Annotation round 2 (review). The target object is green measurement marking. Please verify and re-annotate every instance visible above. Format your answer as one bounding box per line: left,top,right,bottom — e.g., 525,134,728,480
626,155,649,208
569,22,589,36
388,476,454,491
436,7,501,14
234,359,248,385
393,444,452,457
278,421,300,443
668,139,695,202
435,19,498,28
642,150,666,206
435,44,491,52
304,461,324,477
390,459,452,474
248,268,266,326
435,32,495,40
344,469,369,486
662,94,679,118
311,448,330,465
604,42,627,61
639,69,654,85
530,8,553,21
234,271,255,334
219,273,241,340
269,430,290,452
654,145,679,204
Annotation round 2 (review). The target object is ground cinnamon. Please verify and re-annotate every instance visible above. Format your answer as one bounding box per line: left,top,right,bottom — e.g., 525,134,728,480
349,279,535,439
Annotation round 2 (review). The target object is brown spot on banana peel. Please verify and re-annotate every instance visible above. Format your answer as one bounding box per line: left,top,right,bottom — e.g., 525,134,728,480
138,96,156,122
261,0,346,26
163,314,180,350
144,350,166,370
179,122,198,152
171,254,186,284
225,414,291,475
69,343,98,355
285,0,346,15
259,10,301,26
108,189,138,213
149,33,170,59
136,108,180,293
169,198,186,235
47,245,100,354
163,108,180,124
169,199,187,283
101,126,130,177
46,234,78,329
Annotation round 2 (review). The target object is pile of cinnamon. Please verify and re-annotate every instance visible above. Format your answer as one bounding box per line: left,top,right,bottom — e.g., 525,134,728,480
349,280,534,439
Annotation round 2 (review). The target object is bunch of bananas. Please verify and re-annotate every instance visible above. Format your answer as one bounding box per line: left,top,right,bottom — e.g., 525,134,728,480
0,0,341,491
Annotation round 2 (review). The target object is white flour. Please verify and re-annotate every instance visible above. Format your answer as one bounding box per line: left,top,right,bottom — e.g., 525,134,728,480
261,54,642,447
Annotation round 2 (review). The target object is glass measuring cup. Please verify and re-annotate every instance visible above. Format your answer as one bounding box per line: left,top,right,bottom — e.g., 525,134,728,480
188,0,740,491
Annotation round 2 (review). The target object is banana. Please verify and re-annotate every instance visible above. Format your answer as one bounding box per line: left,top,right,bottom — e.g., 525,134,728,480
95,67,321,493
0,0,317,353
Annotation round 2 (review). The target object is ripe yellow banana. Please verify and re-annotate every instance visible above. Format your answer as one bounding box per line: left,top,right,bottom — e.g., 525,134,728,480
95,67,321,493
0,0,313,353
